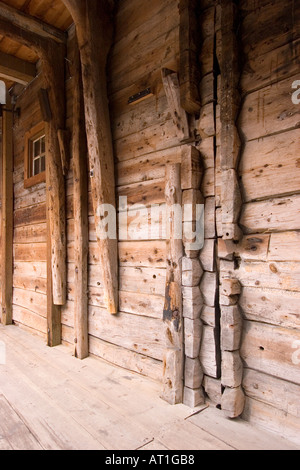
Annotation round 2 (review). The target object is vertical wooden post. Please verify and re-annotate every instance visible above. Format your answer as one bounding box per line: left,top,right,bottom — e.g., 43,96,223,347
220,0,242,242
43,44,66,346
46,200,61,346
219,0,245,418
62,0,119,315
1,93,13,326
72,43,89,360
162,164,184,405
179,0,201,115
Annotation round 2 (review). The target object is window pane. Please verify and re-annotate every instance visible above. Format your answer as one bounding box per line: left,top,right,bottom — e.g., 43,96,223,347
34,140,40,158
33,159,40,176
41,156,46,173
41,136,45,154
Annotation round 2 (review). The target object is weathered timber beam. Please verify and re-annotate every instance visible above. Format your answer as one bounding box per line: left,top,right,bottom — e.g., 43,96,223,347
162,68,190,141
220,0,243,242
162,164,184,405
0,50,36,85
57,129,70,176
219,0,245,419
43,44,67,311
72,41,89,360
62,0,118,314
1,92,13,326
0,2,67,44
178,0,201,114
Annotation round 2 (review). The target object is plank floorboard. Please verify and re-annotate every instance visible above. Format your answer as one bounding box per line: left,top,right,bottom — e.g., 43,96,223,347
0,325,298,451
0,395,42,450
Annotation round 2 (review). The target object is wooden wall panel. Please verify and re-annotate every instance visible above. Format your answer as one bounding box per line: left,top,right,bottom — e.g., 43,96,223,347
11,73,47,337
238,0,300,443
59,3,183,379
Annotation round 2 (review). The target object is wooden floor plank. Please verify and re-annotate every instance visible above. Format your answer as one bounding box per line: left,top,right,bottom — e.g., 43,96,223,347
0,325,189,439
0,330,153,450
0,325,298,451
158,420,234,451
0,438,13,450
0,395,42,450
188,407,297,450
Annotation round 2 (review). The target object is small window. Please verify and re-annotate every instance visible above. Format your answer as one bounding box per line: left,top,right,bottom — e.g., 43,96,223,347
24,122,46,188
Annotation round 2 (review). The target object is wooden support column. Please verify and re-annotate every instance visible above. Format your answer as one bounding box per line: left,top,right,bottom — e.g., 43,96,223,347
219,0,245,418
42,44,67,310
181,146,206,409
220,0,242,242
72,43,89,360
161,68,190,141
1,93,13,326
179,0,201,115
62,0,118,314
162,164,184,405
41,43,66,346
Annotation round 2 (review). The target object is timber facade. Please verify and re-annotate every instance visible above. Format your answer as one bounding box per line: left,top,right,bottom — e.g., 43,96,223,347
0,0,299,448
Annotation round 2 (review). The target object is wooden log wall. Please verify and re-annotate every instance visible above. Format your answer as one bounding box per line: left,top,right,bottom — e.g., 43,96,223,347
11,68,48,336
4,0,299,442
196,0,300,437
61,1,185,381
236,0,300,444
196,0,223,407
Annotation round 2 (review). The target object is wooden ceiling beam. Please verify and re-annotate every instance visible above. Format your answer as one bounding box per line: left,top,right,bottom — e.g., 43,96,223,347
0,50,36,85
0,1,67,44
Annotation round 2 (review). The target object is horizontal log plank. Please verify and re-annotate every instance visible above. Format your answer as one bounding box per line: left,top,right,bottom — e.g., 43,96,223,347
239,76,300,142
88,306,165,361
14,223,47,244
218,234,270,262
240,286,300,329
13,261,47,279
241,0,300,59
240,195,300,234
242,397,300,446
12,305,47,337
117,147,182,187
240,321,300,385
13,275,47,296
243,368,300,418
268,231,300,261
240,39,300,94
119,267,166,297
14,243,47,262
89,335,163,383
114,120,181,163
236,261,300,292
14,203,47,228
13,287,47,318
239,129,300,202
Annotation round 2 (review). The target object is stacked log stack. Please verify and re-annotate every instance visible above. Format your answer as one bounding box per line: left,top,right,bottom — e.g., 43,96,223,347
181,147,206,408
217,0,245,417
